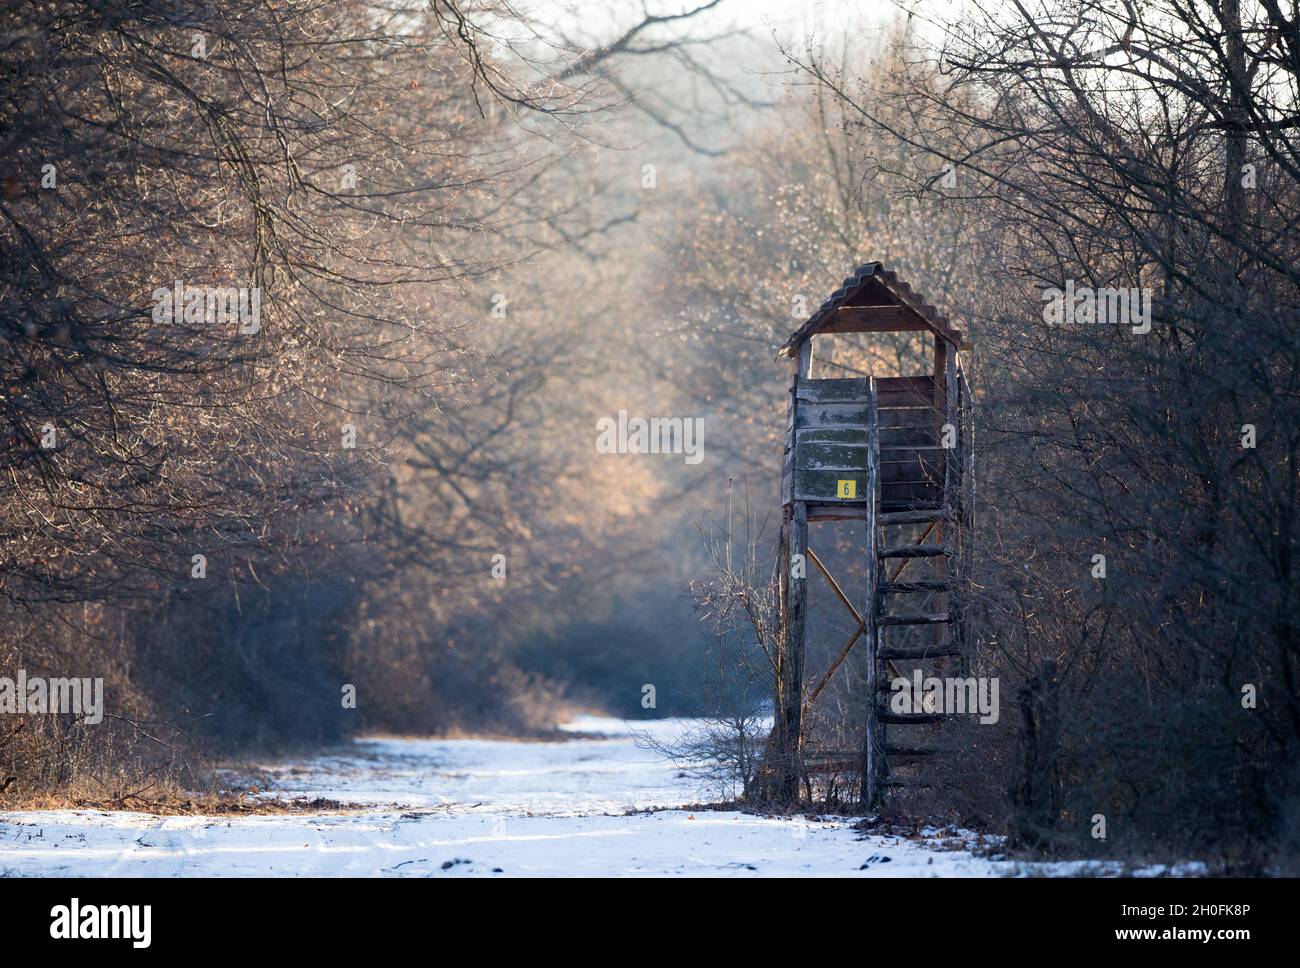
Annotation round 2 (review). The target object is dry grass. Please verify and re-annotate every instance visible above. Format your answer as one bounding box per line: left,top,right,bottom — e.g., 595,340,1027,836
7,785,363,816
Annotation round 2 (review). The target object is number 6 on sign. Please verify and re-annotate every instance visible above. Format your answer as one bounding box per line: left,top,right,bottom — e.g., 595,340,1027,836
837,479,856,499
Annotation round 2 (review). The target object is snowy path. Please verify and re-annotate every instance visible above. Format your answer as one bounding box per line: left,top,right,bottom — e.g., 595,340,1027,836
0,716,1010,877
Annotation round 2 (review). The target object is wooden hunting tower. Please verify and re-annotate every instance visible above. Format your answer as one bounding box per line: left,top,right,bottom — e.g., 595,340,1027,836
774,262,973,806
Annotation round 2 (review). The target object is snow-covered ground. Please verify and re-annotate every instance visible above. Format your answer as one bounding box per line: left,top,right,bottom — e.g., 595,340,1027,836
0,716,1127,877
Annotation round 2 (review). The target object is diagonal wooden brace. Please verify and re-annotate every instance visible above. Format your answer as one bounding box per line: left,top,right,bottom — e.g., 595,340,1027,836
803,546,900,712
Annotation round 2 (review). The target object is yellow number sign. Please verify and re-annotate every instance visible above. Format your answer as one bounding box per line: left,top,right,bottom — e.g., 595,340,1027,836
837,479,856,499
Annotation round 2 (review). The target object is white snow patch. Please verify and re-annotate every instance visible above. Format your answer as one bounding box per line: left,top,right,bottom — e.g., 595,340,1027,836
0,717,1188,877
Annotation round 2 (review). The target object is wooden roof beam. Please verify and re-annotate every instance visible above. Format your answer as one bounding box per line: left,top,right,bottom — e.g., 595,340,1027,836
817,306,929,333
815,306,968,348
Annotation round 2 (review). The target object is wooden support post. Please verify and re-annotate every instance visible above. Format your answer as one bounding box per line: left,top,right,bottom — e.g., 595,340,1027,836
939,341,961,671
777,500,808,801
859,380,883,808
933,335,948,435
773,340,813,802
943,342,959,502
960,358,976,531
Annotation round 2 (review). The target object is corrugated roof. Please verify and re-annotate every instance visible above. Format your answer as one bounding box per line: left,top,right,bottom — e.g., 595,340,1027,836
778,262,962,357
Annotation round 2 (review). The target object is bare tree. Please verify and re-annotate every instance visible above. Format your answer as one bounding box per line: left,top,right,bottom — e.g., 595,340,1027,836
787,0,1300,864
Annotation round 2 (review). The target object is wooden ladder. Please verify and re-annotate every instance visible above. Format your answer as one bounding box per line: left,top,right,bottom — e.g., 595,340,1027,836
860,355,973,806
859,505,967,802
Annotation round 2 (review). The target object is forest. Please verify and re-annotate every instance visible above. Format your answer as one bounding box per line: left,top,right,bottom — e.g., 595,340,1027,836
1,0,1297,876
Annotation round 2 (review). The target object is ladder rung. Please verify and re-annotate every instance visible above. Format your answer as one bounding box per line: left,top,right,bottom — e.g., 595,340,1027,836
879,644,963,660
880,445,944,456
879,709,947,724
878,611,950,627
878,544,946,559
880,580,952,594
885,744,943,757
877,509,956,526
